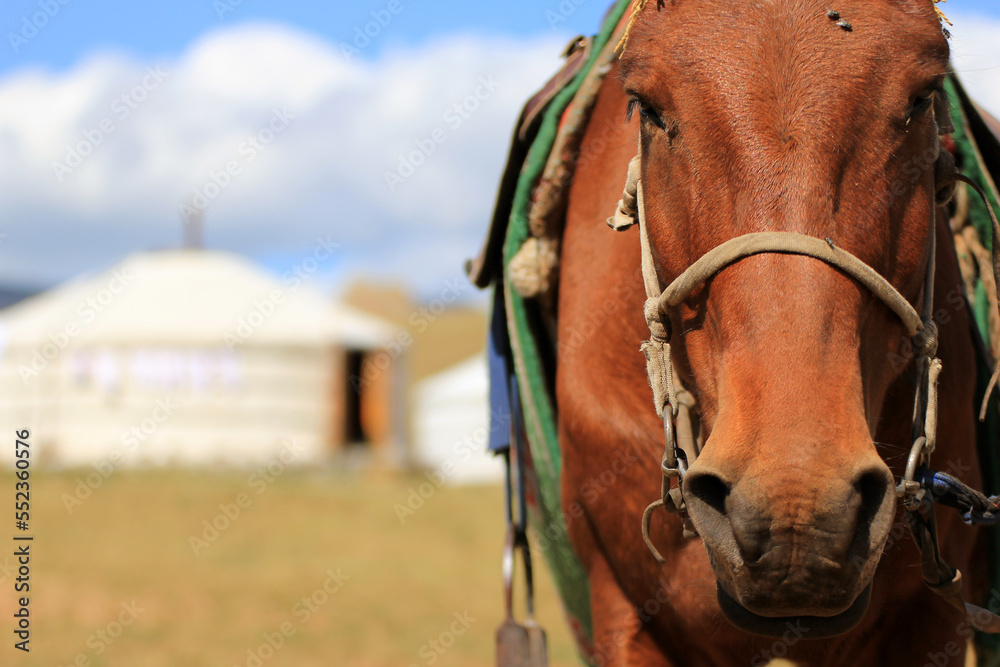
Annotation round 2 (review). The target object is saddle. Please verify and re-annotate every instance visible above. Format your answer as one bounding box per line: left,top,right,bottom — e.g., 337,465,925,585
466,35,590,291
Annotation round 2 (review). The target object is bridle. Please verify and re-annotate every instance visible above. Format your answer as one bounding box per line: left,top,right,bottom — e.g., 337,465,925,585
610,146,941,545
609,121,1000,631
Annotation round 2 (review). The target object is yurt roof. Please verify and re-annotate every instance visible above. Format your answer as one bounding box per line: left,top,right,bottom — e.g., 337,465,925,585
0,250,397,348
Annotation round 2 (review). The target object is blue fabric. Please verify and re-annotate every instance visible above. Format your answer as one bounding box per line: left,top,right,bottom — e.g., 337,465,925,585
488,285,513,454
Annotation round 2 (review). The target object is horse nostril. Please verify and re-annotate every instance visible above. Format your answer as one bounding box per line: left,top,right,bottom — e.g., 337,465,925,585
684,471,741,560
854,467,892,531
685,471,731,517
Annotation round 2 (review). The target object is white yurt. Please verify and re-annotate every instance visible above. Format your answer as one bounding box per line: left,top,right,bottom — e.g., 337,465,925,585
0,250,404,469
412,354,504,485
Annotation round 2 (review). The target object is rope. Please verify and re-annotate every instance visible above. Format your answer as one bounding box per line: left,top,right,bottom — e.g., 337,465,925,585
615,0,649,56
655,232,926,337
953,173,1000,420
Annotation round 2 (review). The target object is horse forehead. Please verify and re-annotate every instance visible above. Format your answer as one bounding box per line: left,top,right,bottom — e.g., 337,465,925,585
642,0,932,32
625,2,948,164
626,0,945,88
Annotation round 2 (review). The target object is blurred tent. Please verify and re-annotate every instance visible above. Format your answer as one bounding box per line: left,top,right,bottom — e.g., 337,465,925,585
342,282,487,384
0,250,406,468
412,354,503,485
342,282,498,482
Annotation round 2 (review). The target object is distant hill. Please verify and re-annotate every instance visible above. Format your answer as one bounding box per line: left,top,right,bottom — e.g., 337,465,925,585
0,285,39,310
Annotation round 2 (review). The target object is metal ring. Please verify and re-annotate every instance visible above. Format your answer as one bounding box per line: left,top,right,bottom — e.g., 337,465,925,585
903,436,929,487
897,436,928,510
662,412,677,469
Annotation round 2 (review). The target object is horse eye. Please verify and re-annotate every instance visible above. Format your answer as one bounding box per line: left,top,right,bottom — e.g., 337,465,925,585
626,97,665,129
906,92,935,123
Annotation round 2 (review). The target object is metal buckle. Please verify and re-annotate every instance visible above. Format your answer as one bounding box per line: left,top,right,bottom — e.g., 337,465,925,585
898,436,928,511
642,406,697,562
496,525,547,667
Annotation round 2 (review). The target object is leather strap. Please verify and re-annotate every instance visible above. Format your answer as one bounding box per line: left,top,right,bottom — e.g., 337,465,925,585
656,232,925,336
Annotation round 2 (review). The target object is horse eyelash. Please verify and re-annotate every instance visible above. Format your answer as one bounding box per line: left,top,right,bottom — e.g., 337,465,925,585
626,97,667,130
626,98,639,122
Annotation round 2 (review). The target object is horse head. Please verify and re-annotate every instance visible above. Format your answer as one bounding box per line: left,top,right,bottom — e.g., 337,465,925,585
618,0,956,636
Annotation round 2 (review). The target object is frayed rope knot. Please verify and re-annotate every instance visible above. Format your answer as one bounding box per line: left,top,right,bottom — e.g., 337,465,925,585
643,298,670,341
913,320,940,359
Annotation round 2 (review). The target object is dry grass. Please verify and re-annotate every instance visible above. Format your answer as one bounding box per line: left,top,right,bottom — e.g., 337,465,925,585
0,470,926,667
0,469,578,667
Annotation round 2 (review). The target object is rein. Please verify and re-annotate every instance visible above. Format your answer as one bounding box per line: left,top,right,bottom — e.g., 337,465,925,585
609,134,1000,632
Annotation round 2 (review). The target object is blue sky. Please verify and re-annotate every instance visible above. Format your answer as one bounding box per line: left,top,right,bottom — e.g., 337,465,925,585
0,0,614,74
8,0,993,75
0,1,997,298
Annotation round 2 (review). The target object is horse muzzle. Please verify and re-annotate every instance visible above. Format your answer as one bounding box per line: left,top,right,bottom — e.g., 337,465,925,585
683,457,896,637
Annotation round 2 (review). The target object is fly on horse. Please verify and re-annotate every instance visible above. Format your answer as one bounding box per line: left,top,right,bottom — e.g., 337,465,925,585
477,0,1000,665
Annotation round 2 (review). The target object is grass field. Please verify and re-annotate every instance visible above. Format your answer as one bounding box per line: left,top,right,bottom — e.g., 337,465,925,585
0,470,580,667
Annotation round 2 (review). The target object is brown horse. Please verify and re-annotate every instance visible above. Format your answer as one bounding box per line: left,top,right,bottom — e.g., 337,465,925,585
557,1,988,664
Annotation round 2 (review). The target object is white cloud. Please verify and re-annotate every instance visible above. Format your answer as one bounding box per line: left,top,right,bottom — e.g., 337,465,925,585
0,24,567,295
949,12,1000,120
0,17,997,298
